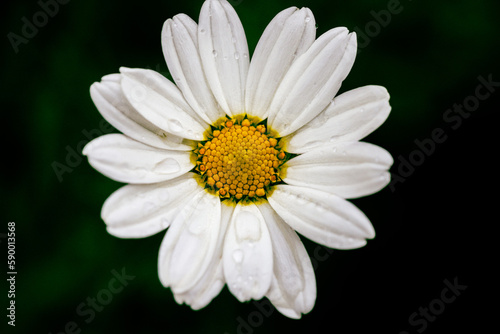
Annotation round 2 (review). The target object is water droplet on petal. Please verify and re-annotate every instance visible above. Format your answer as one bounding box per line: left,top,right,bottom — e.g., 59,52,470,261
234,52,240,60
189,219,208,235
212,50,218,57
154,158,180,174
200,28,206,34
168,119,183,133
235,211,261,242
232,249,244,263
294,194,307,205
305,16,311,22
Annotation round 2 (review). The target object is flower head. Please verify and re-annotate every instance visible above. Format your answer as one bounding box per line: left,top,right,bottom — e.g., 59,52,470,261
83,0,393,318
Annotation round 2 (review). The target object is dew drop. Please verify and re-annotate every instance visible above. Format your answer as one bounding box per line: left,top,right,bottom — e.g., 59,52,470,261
200,28,206,34
154,158,180,174
232,249,244,263
305,16,311,23
243,53,248,58
294,194,307,205
168,119,184,133
235,211,261,241
189,219,208,235
212,50,218,57
234,52,240,60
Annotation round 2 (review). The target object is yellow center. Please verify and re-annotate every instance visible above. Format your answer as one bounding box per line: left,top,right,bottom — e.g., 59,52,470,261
195,117,286,202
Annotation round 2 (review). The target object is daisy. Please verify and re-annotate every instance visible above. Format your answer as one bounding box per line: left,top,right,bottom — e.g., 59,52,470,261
83,0,393,319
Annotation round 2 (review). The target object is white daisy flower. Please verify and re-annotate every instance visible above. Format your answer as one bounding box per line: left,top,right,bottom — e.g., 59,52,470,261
83,0,393,319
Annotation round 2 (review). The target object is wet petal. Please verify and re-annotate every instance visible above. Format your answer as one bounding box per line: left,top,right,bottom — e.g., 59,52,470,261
268,185,375,249
83,134,193,184
223,202,273,302
198,0,249,116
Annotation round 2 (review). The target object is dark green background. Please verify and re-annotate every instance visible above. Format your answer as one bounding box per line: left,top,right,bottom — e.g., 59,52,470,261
2,0,497,333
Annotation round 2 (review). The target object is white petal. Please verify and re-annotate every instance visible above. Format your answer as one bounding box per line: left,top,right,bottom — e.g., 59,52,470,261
268,28,357,136
266,278,300,319
173,205,234,310
158,190,222,293
101,174,201,238
162,15,225,123
223,202,273,302
83,134,193,184
90,76,193,151
259,203,316,318
245,7,316,119
174,260,225,310
283,142,393,198
268,185,374,249
198,0,249,116
283,85,391,153
120,67,208,140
